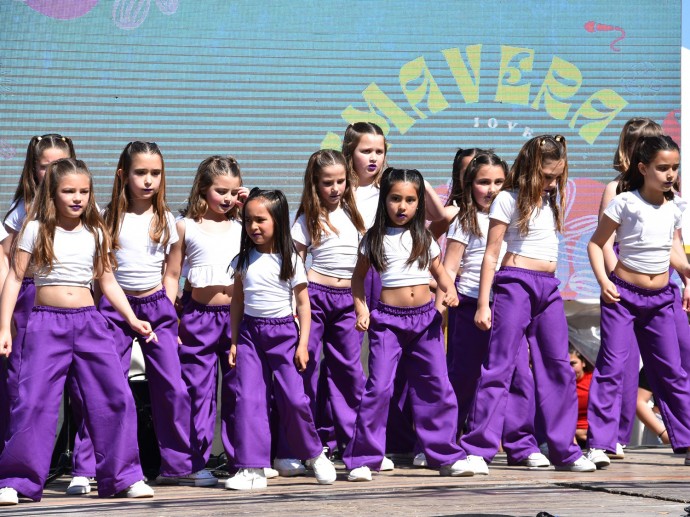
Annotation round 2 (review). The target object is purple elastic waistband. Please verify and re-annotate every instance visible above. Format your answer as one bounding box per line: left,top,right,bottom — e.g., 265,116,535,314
499,266,555,278
375,300,435,316
244,314,295,325
610,273,672,296
308,281,352,294
126,287,167,305
32,305,96,314
21,277,34,286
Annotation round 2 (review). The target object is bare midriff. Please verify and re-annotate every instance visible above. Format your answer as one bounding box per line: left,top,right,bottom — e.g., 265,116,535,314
36,285,94,308
502,252,557,273
613,261,669,290
380,284,432,307
308,269,351,288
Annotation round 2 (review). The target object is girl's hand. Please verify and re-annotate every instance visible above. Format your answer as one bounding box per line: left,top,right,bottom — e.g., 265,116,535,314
442,290,459,308
600,280,621,304
294,345,309,372
475,305,492,331
229,344,237,368
0,329,12,357
683,283,690,312
234,187,250,208
129,319,158,343
355,309,370,332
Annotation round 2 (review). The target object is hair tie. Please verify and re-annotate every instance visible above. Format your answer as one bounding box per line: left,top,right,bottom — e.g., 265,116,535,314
36,136,42,142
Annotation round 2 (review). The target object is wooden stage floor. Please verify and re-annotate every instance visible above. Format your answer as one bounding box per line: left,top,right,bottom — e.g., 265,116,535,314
5,447,690,516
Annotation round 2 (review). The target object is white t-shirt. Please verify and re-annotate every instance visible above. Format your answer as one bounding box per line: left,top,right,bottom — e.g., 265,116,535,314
234,249,308,318
490,190,559,262
291,207,361,279
362,227,440,288
605,190,685,275
4,199,26,232
18,220,99,288
114,211,179,290
447,211,506,299
356,183,380,229
184,218,242,288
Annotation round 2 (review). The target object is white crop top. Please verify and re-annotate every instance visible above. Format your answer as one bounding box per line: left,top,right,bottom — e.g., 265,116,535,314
490,190,559,262
183,218,242,288
18,220,99,288
234,249,308,318
605,190,685,275
4,199,26,232
113,211,179,290
291,208,361,279
356,183,380,229
361,227,440,288
447,211,506,299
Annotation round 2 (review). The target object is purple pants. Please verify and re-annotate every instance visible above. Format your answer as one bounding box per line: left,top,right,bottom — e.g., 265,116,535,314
72,289,195,477
0,306,143,501
0,278,35,453
448,295,539,463
279,282,364,457
178,300,236,468
616,284,690,446
460,267,581,466
234,315,323,468
587,274,690,451
343,301,465,470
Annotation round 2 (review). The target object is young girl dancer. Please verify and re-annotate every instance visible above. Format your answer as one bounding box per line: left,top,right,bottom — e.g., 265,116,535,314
163,155,248,472
595,118,668,461
226,188,337,490
0,134,75,450
0,158,154,505
285,149,366,466
458,135,596,473
586,135,690,466
438,151,549,468
94,141,215,487
344,167,475,481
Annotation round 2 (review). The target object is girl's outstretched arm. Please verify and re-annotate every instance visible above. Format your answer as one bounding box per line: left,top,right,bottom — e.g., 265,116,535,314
351,253,370,331
0,250,29,356
430,254,458,309
99,269,157,342
229,274,245,368
423,180,447,222
162,219,186,305
598,180,619,275
475,219,507,330
588,214,621,304
293,283,311,372
435,240,465,313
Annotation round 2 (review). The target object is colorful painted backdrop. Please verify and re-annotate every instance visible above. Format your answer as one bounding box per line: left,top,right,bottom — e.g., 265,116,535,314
0,0,681,299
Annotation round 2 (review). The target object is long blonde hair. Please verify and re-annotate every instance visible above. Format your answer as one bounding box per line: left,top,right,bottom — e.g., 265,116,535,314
13,158,114,278
503,135,568,235
102,141,172,250
294,149,365,246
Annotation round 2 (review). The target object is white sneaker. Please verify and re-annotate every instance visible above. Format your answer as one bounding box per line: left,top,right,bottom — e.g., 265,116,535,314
519,452,550,468
66,476,92,495
585,448,611,469
607,443,625,459
347,465,372,482
439,459,475,477
379,456,394,471
156,469,218,487
0,487,17,505
413,452,428,467
273,458,306,477
120,480,154,498
264,467,280,479
555,455,596,472
225,468,267,490
309,451,337,484
466,455,489,475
